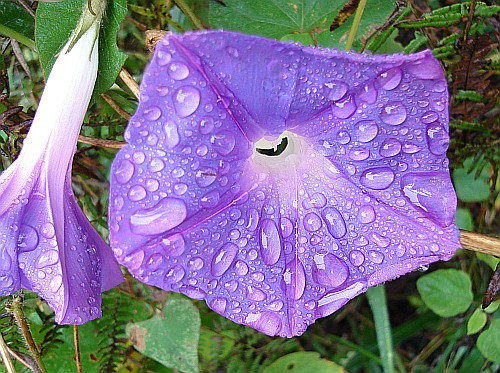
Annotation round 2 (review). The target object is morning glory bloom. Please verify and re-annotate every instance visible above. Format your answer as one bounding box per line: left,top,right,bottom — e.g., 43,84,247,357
109,31,460,337
0,13,122,323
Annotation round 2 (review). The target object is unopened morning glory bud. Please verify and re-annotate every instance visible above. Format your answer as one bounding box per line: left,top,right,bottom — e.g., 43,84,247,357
109,31,460,337
0,3,122,324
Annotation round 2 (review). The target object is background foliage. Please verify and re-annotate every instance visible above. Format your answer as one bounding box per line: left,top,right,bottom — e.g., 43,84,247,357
0,0,499,372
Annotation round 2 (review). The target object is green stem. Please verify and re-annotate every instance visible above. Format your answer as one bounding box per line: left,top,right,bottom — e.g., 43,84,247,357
7,295,47,373
345,0,368,51
0,23,35,49
366,285,395,373
74,326,83,373
173,0,204,30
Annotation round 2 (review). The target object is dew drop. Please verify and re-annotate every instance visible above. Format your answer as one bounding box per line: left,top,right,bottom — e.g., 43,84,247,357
132,151,145,164
354,120,378,143
266,300,284,311
148,158,165,172
224,280,239,292
325,80,348,101
156,50,172,66
312,254,349,287
36,250,59,268
17,225,38,252
349,147,370,161
164,264,185,283
279,217,294,238
246,285,267,301
379,138,402,157
162,233,185,257
370,232,390,248
145,253,163,270
115,159,134,184
146,178,160,192
380,102,407,126
368,250,384,264
360,168,395,190
321,207,347,239
130,198,187,235
41,223,55,239
173,86,200,118
49,275,63,292
376,67,402,90
245,311,282,336
357,81,378,104
188,257,204,270
143,106,161,121
195,167,217,187
349,250,365,266
421,111,439,124
302,192,327,209
199,116,214,134
337,131,351,145
426,123,449,155
235,260,249,276
168,62,189,80
357,205,376,224
211,242,238,277
180,286,206,300
210,297,227,313
171,167,185,178
332,95,357,119
200,190,220,208
259,219,282,265
128,185,147,202
211,131,236,155
303,212,322,232
164,120,180,149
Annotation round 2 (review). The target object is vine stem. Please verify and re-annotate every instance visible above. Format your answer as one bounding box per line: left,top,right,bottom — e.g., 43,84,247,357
345,0,368,51
74,326,83,373
7,296,47,373
460,230,500,257
173,0,205,30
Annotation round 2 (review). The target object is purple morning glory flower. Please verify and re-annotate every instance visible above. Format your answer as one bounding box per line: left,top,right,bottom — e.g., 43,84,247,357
109,31,460,337
0,21,122,324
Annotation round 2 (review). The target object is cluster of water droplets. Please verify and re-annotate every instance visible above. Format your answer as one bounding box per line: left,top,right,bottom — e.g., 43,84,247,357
108,31,460,337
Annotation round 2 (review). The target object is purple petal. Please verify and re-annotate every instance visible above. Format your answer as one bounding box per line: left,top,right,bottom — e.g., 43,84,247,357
109,31,460,337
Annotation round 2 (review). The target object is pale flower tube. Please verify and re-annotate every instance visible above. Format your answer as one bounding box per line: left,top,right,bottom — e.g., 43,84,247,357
0,18,123,323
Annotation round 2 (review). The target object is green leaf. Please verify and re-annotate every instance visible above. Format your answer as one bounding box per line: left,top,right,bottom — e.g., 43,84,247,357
126,294,201,373
210,0,396,49
263,352,343,373
417,269,473,317
454,208,474,231
35,0,127,100
452,157,490,202
467,308,487,335
0,0,35,39
477,319,500,363
476,253,500,271
484,300,500,314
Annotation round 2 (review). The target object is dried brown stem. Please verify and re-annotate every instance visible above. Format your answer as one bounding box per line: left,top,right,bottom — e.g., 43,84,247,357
460,230,500,257
73,326,82,373
101,93,131,121
78,135,125,149
119,68,140,99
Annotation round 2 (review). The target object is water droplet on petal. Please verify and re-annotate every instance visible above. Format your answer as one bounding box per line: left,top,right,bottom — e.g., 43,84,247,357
312,254,349,287
199,116,214,134
337,131,351,144
303,192,327,209
376,67,402,90
380,102,407,126
354,120,378,143
259,219,282,266
303,212,322,232
162,234,185,257
164,120,180,149
370,232,390,247
144,106,161,121
245,311,282,336
211,242,238,277
130,198,187,235
195,167,217,187
17,225,38,252
235,260,249,276
156,50,172,66
145,253,163,270
358,81,378,104
379,138,402,157
349,147,370,161
282,260,306,300
200,190,220,208
402,142,421,154
426,123,449,155
224,280,239,292
316,282,366,318
246,209,260,231
421,111,439,124
321,207,347,239
246,285,267,301
266,300,284,311
41,223,55,239
188,257,204,270
209,297,227,313
115,159,135,184
332,94,357,119
164,265,185,283
325,80,348,101
168,62,189,80
211,131,235,155
148,158,165,172
180,286,206,300
360,168,395,190
173,86,200,118
36,250,59,268
357,205,376,224
128,185,147,202
368,250,384,264
50,275,62,292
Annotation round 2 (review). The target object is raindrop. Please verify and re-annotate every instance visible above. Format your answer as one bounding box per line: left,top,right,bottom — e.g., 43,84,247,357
195,167,217,187
303,212,322,232
379,138,402,157
279,217,293,238
145,253,163,270
164,120,180,149
211,242,238,277
312,254,349,287
337,131,351,145
162,233,185,257
368,250,384,264
321,207,347,239
259,219,282,265
188,257,204,270
36,250,59,268
224,280,239,292
357,81,378,104
282,260,306,300
41,223,55,239
235,260,249,276
173,86,201,118
421,111,439,124
115,159,134,184
302,192,327,209
349,148,370,161
246,286,267,301
402,143,421,154
380,102,407,126
164,264,185,283
128,185,147,202
370,232,390,247
17,225,38,252
332,95,357,119
168,62,189,80
357,205,376,224
199,116,214,134
49,275,63,292
146,178,160,192
376,67,402,90
156,50,172,66
426,123,449,155
245,311,282,336
211,131,236,155
130,197,187,235
143,106,161,121
180,286,206,300
132,151,145,164
349,250,365,266
360,168,395,190
173,182,188,195
325,80,348,101
354,120,378,143
171,167,185,178
148,158,165,172
210,298,227,313
266,300,284,311
200,190,220,208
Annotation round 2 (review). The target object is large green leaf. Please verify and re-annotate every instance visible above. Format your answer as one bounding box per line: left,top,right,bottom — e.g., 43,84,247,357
35,0,127,100
264,352,343,373
0,0,34,39
126,294,201,373
417,269,473,317
477,319,500,363
452,157,491,202
209,0,396,49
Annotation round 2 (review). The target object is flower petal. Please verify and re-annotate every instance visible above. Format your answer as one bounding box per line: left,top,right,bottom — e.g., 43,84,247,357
109,31,460,337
